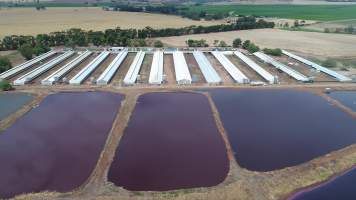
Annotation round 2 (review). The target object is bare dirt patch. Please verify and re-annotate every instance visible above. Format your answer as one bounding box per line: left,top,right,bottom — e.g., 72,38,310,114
157,29,356,57
111,53,136,86
204,52,234,84
226,54,264,82
137,54,153,84
184,53,206,84
163,54,176,85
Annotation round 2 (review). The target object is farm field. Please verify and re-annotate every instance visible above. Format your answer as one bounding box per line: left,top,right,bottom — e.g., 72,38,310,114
188,4,356,21
157,29,356,57
0,7,222,38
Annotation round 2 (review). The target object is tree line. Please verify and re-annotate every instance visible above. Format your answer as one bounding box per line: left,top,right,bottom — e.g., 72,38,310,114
0,17,274,51
104,4,228,21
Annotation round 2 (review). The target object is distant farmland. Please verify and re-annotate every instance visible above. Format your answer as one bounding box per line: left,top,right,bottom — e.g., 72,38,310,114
0,7,222,38
188,5,356,21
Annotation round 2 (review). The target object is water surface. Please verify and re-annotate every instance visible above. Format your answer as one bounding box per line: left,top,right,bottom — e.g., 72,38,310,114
291,167,356,200
328,91,356,112
209,89,356,171
108,92,229,191
0,91,123,199
0,93,34,120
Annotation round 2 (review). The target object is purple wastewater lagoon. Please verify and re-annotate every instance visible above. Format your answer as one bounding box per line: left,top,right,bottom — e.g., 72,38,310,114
0,91,123,199
290,167,356,200
209,89,356,171
328,91,356,112
0,93,34,120
108,92,229,191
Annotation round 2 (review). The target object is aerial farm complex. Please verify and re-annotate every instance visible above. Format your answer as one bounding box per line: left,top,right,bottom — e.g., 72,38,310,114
0,47,353,87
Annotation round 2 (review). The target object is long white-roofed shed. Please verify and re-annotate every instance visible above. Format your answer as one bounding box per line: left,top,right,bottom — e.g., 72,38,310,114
173,51,192,84
0,51,56,80
234,51,277,84
149,51,164,84
254,52,309,82
212,51,249,84
69,51,110,85
193,51,221,84
41,51,92,85
14,51,74,85
123,51,145,85
282,50,352,82
97,50,128,85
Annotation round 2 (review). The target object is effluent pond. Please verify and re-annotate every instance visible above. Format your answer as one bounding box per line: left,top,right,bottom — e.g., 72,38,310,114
0,93,34,120
108,92,229,191
328,91,356,112
209,89,356,171
290,167,356,200
0,91,123,199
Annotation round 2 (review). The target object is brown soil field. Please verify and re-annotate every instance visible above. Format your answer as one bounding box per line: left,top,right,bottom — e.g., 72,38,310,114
157,29,356,57
0,7,223,38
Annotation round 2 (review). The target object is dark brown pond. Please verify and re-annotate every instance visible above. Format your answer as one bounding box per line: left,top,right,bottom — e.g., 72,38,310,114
108,92,229,191
209,89,356,171
0,91,123,199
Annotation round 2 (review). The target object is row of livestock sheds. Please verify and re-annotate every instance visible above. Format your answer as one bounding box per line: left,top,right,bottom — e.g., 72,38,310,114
14,51,74,85
69,51,110,85
193,51,222,84
212,51,249,84
282,50,352,82
253,52,310,82
149,51,164,85
233,51,277,84
0,51,56,80
123,51,145,85
173,51,192,84
41,51,92,85
97,50,128,85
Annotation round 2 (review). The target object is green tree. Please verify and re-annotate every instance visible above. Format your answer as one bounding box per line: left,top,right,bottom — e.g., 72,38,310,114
153,40,163,48
18,44,33,60
0,56,12,73
33,44,50,56
0,80,13,91
218,40,228,47
232,38,242,48
263,48,282,56
322,58,337,68
242,40,251,49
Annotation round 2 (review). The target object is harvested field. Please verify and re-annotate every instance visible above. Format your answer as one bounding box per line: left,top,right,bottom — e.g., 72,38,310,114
163,54,176,85
137,54,153,84
184,53,206,84
204,52,234,84
63,53,96,82
31,53,77,84
0,91,123,199
108,92,229,191
0,7,222,38
157,29,356,57
110,53,136,86
0,93,34,121
226,54,264,82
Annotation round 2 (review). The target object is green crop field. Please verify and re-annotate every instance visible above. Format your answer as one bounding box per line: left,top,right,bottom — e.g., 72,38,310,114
188,5,356,21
